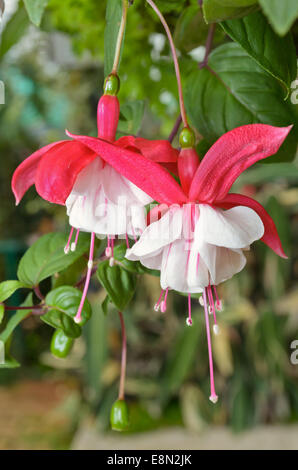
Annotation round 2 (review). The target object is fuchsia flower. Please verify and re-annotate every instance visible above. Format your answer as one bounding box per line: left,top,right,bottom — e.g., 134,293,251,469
11,87,179,323
69,122,292,403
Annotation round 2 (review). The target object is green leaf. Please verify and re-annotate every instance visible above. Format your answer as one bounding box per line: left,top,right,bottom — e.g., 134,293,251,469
221,11,297,97
23,0,48,27
0,5,30,58
42,286,92,338
17,232,90,287
101,295,110,316
104,0,123,76
185,43,297,162
203,0,258,23
113,243,159,276
118,101,145,135
0,280,27,303
0,305,4,324
259,0,298,36
0,293,33,344
174,6,209,53
97,261,137,311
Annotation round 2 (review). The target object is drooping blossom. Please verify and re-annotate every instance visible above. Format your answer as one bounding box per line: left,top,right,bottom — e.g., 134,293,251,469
11,77,179,323
69,122,292,402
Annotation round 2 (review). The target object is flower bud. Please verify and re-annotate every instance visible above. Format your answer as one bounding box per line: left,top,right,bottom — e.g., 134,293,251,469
104,73,120,96
179,127,195,149
110,399,130,432
50,329,74,358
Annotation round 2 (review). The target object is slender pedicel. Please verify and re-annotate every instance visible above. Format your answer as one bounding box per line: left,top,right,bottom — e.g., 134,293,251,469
186,294,193,326
203,287,218,404
146,0,188,128
64,227,74,254
112,0,128,75
71,229,80,252
74,232,95,324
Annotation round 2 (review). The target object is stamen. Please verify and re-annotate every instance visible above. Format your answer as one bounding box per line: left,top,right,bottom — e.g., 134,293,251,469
199,296,204,306
154,289,164,311
125,233,130,249
74,232,95,324
105,236,112,257
213,285,223,312
208,284,218,329
160,288,169,313
64,227,74,254
186,294,193,326
202,288,218,404
109,257,115,267
71,229,80,252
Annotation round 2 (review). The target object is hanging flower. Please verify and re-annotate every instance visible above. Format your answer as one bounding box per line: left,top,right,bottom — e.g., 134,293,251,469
11,74,179,323
69,122,292,402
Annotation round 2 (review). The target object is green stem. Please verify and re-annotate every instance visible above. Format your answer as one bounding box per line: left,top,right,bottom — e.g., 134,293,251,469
112,0,129,74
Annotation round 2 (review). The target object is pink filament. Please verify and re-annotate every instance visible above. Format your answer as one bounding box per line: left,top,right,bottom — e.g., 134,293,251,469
203,287,218,403
213,285,222,311
64,227,74,253
125,233,130,249
208,285,218,326
74,232,95,324
160,288,169,313
187,294,192,325
74,229,80,247
154,289,164,310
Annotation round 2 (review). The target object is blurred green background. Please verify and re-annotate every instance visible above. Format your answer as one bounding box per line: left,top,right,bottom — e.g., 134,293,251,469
0,0,297,450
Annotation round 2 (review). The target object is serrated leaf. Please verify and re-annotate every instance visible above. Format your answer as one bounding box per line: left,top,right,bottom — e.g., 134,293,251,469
221,11,297,97
259,0,298,36
203,0,258,23
104,0,123,76
97,261,137,311
118,101,145,135
185,43,297,162
23,0,48,27
43,286,92,338
17,232,90,287
0,293,33,344
0,280,27,303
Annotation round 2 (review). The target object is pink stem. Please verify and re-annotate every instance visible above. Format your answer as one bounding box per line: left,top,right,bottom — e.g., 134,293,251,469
74,232,95,323
118,311,127,400
203,288,218,403
146,0,188,127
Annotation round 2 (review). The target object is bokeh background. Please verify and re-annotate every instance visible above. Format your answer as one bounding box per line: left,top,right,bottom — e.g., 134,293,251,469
0,0,298,450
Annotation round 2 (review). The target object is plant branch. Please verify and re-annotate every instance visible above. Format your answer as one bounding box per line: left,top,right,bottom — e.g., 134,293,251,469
168,114,182,143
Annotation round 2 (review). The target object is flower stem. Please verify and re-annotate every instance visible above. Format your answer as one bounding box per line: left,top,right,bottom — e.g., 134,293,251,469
112,0,129,75
199,24,216,69
4,305,42,311
118,311,127,401
146,0,188,128
168,114,182,143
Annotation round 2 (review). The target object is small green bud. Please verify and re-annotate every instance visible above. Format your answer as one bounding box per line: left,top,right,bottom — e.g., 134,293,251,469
110,399,130,432
104,74,120,96
50,329,74,358
179,127,195,149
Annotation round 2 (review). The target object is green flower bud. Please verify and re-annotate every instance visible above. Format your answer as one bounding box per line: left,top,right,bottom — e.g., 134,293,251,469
104,74,120,96
179,127,195,149
50,329,74,358
110,399,130,431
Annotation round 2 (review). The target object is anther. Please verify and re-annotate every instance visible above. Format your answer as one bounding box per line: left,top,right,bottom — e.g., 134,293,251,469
105,247,112,257
186,318,193,326
209,394,218,404
109,257,115,267
213,324,220,335
199,296,204,306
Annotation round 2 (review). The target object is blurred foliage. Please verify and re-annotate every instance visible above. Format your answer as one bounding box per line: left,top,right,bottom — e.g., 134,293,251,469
0,0,297,438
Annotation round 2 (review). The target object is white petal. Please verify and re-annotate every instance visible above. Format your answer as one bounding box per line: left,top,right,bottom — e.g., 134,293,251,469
196,204,264,249
126,206,183,260
160,240,208,293
199,241,247,286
